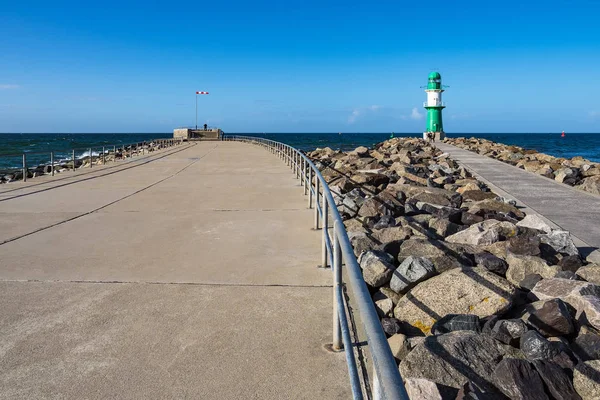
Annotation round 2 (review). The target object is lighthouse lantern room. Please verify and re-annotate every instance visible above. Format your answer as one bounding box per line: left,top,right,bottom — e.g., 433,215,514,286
423,71,446,140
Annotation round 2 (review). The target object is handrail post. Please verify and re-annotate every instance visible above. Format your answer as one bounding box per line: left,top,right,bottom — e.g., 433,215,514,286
308,168,313,208
50,151,54,176
72,150,75,171
22,153,27,182
102,146,105,164
314,178,320,229
89,148,92,168
332,223,343,351
113,145,116,162
303,158,308,195
321,195,328,267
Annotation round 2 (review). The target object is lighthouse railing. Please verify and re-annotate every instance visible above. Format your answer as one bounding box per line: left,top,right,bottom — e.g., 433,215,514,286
224,135,409,400
423,101,446,107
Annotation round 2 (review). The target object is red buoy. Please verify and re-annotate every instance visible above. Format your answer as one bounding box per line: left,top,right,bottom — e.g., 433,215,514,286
561,131,565,137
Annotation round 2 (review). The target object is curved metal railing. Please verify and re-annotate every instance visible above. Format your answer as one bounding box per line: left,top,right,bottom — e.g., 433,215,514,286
0,138,183,183
226,135,409,400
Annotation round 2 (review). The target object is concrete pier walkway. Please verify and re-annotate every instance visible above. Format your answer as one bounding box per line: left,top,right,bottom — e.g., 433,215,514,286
436,142,600,257
0,142,350,399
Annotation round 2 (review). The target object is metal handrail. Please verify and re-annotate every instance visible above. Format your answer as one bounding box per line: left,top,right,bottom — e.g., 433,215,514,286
0,138,183,183
225,135,409,400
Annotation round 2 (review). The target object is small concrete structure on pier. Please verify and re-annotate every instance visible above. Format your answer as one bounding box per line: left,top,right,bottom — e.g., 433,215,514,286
173,127,223,140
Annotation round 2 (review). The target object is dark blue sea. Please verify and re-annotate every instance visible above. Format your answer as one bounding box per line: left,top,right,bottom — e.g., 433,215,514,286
1,132,599,169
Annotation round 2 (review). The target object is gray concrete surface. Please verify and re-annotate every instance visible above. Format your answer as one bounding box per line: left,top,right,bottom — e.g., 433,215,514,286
436,142,600,256
0,142,350,399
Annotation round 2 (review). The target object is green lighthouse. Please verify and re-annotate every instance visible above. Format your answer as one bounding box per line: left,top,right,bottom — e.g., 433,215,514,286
423,71,446,140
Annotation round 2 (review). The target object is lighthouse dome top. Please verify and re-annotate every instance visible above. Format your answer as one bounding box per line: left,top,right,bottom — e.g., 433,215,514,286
427,71,442,90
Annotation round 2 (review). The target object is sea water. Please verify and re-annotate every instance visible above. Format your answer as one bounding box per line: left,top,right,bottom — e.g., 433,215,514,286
1,132,599,170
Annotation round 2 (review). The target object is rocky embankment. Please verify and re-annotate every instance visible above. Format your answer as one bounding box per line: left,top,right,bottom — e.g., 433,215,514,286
0,141,171,184
309,137,600,400
445,137,600,195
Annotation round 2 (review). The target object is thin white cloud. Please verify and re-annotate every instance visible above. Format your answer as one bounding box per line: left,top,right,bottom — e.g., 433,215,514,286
589,111,599,118
0,84,19,90
348,105,380,124
410,107,424,120
348,109,361,124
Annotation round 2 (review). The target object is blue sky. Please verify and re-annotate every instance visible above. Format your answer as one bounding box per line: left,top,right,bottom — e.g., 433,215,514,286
1,0,599,133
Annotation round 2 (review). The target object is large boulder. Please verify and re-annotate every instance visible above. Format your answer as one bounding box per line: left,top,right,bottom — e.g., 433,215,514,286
530,278,600,329
475,252,508,275
399,332,508,392
389,256,436,294
532,360,581,400
445,219,517,246
539,230,579,257
521,298,575,337
573,360,600,400
404,378,451,400
571,327,600,361
505,253,559,287
516,214,553,234
370,226,412,244
577,175,600,195
468,199,526,219
359,250,396,288
397,238,476,273
493,358,549,400
393,267,517,335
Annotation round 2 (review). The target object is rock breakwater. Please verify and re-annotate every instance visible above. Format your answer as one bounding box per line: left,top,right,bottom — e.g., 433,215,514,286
0,140,174,184
445,137,600,195
309,137,600,399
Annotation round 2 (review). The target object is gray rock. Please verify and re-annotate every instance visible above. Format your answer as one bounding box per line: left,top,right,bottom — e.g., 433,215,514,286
576,264,600,285
468,198,526,219
381,317,403,336
516,214,553,234
572,328,600,361
540,230,579,257
404,378,446,400
446,219,517,246
431,314,480,335
455,381,506,400
490,319,529,345
387,333,411,362
389,256,436,294
475,252,508,276
530,278,600,330
358,197,393,218
370,226,412,244
359,250,396,288
558,255,583,272
555,270,581,280
520,274,544,291
505,253,559,287
428,217,465,238
555,167,578,183
524,298,575,337
520,330,560,362
373,215,396,229
393,267,517,335
507,235,541,256
577,175,600,195
573,360,600,400
493,358,549,400
397,238,475,273
350,145,369,156
399,332,508,392
532,360,582,400
348,231,377,257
